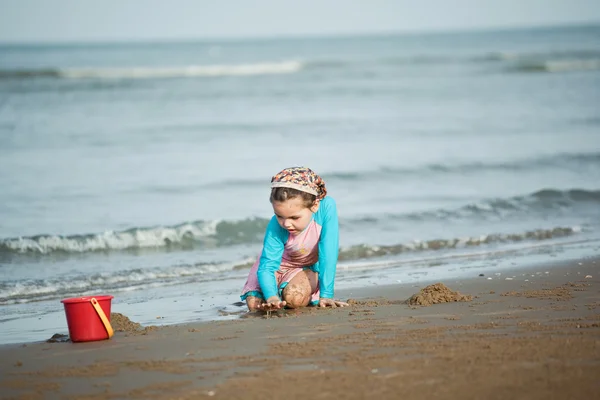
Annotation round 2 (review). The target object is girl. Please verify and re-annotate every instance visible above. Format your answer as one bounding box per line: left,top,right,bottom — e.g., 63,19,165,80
241,167,348,310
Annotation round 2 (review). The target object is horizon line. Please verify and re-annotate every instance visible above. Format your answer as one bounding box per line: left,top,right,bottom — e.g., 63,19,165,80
1,20,598,46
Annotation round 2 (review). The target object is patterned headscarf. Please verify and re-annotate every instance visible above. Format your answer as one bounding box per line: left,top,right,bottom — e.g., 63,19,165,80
271,166,327,200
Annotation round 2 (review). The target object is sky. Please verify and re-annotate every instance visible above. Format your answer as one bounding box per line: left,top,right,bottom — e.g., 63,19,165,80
1,0,599,43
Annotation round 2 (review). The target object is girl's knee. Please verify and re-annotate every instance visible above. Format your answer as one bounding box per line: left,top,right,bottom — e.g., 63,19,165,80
282,283,310,308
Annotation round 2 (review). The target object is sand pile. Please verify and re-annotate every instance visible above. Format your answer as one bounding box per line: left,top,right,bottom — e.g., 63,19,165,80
408,283,472,306
110,313,143,332
110,312,158,335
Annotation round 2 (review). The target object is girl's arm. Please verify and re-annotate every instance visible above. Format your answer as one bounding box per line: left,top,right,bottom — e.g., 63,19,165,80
256,216,287,300
316,197,339,299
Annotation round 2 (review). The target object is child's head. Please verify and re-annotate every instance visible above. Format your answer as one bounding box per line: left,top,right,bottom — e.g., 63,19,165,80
269,167,327,235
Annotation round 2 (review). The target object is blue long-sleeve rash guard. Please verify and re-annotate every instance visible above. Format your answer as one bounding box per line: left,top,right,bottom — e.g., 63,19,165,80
256,196,339,300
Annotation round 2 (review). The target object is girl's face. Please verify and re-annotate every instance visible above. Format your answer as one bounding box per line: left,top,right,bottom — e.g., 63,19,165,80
272,197,320,235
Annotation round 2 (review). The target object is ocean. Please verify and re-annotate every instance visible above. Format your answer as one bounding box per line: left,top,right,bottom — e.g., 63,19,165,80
1,24,599,344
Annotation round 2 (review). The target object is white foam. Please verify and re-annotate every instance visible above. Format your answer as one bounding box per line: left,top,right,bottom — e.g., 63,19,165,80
2,220,222,253
545,59,600,72
59,61,304,79
0,260,243,304
338,225,583,261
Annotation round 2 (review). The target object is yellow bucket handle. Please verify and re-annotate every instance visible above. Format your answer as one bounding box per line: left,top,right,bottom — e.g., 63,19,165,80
90,297,114,339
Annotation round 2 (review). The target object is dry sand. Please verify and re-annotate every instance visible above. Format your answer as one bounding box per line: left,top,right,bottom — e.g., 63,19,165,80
1,257,599,399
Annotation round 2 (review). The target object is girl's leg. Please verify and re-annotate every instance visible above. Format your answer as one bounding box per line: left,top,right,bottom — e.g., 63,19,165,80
282,270,318,308
245,296,262,311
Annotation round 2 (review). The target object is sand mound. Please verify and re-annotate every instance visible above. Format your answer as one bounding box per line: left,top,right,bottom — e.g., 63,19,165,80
408,283,472,306
110,313,158,336
110,313,142,332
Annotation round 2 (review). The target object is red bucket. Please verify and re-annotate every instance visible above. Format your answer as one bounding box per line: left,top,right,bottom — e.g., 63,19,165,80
61,295,114,342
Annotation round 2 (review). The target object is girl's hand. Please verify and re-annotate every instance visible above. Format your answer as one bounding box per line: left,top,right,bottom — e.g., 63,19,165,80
259,296,286,310
318,298,349,308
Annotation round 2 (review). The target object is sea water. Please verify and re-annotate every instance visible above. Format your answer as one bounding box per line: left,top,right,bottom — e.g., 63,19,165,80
1,24,599,344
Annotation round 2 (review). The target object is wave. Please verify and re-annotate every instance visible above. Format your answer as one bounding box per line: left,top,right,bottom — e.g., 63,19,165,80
485,49,600,62
324,152,600,182
0,60,304,80
1,188,598,255
338,226,581,261
307,49,600,72
3,48,600,82
0,225,583,304
309,49,600,68
511,58,600,73
0,260,247,305
485,49,600,73
0,218,269,254
390,189,600,223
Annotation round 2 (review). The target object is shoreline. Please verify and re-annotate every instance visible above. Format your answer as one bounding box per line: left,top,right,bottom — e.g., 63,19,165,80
1,255,598,399
2,236,597,347
338,252,599,298
0,251,597,348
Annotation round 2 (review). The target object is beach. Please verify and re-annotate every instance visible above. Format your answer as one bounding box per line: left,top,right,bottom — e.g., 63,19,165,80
1,23,599,398
1,256,598,399
1,24,600,343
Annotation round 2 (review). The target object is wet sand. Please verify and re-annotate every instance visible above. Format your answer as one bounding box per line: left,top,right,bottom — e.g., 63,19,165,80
1,257,599,399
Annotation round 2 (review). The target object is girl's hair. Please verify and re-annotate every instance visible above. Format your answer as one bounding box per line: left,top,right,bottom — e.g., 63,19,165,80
270,187,317,208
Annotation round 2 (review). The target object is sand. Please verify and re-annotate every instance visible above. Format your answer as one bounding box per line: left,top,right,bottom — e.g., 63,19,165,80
406,282,473,306
1,257,599,399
